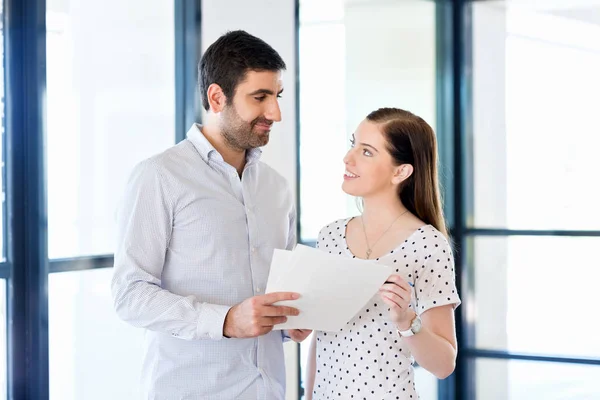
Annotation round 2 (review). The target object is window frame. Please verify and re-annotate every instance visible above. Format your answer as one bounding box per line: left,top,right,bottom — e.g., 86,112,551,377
3,0,201,397
295,1,600,399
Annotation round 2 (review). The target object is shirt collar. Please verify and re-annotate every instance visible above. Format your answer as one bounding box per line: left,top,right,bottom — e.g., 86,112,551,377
186,123,263,166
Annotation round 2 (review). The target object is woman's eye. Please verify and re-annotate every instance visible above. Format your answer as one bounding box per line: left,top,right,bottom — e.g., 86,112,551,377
363,149,373,157
349,139,355,148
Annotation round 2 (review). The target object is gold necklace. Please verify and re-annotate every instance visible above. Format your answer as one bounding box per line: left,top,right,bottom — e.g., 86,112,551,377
360,210,409,259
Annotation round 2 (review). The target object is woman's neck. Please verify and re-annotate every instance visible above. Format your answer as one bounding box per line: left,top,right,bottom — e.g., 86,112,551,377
361,194,408,229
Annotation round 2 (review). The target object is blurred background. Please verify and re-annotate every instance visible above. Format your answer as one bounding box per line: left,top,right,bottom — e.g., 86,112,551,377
4,0,600,399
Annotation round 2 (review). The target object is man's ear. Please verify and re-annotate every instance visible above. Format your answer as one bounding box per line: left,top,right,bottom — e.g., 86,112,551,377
207,83,227,113
392,164,414,185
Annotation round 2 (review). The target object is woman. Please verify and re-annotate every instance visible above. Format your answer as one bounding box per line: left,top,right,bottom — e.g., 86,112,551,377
305,108,460,399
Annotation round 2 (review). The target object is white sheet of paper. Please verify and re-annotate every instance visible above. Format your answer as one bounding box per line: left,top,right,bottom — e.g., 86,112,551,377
266,244,392,332
265,249,293,294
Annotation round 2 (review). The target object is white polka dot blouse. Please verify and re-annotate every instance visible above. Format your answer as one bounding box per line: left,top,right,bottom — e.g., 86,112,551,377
312,218,461,400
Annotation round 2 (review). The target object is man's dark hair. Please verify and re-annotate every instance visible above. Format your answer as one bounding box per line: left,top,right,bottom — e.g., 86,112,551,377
199,30,286,111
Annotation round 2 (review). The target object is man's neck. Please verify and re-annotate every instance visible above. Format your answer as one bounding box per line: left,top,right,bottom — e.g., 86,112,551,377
200,123,247,175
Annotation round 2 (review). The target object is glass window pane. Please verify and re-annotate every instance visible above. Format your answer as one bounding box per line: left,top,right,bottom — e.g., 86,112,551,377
414,367,438,400
46,0,176,259
49,269,145,400
468,236,600,358
473,358,600,400
298,0,437,242
470,2,600,230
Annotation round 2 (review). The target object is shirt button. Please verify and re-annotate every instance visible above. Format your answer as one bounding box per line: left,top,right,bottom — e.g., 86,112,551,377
251,247,257,253
256,287,262,293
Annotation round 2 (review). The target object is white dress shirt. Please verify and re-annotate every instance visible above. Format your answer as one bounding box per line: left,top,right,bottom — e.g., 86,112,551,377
111,124,296,400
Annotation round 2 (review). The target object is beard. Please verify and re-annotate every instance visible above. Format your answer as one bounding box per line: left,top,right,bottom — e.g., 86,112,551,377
220,103,272,151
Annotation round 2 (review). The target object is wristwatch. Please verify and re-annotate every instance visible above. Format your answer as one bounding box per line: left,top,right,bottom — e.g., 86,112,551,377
396,314,422,337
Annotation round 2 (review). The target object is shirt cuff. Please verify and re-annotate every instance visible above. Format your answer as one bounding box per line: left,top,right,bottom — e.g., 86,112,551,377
196,303,232,340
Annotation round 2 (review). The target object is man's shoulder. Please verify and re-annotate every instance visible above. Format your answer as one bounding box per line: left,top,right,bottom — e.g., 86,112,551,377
133,140,197,175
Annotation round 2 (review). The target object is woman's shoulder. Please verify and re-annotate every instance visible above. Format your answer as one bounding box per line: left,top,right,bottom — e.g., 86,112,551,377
415,224,453,252
316,217,353,242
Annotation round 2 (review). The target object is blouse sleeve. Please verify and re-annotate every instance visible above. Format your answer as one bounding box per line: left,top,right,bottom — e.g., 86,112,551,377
414,236,461,315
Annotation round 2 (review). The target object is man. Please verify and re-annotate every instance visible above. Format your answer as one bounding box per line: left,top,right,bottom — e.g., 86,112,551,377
111,30,311,399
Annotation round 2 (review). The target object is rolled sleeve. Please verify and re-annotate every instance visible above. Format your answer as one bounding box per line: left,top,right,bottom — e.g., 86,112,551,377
414,239,461,316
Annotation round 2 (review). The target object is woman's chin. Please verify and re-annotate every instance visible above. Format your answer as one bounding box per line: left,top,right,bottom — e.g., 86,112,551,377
342,181,363,197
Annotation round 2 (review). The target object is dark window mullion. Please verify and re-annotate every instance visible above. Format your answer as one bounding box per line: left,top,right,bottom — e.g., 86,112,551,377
0,264,9,279
463,349,600,366
5,0,49,398
466,229,600,237
174,0,202,143
49,255,114,274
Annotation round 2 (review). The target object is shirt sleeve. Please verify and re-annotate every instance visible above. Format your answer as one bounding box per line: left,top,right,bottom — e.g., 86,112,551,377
286,202,297,251
111,159,231,341
414,237,461,316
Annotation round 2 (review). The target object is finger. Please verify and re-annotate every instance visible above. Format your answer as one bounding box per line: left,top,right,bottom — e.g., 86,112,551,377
385,275,412,292
260,292,300,305
260,316,288,327
380,295,402,311
290,329,311,341
379,292,408,310
290,331,309,342
381,285,411,302
380,283,410,298
262,305,300,317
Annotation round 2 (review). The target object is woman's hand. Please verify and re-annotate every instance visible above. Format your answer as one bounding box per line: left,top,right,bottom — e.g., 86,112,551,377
288,329,312,343
379,274,415,330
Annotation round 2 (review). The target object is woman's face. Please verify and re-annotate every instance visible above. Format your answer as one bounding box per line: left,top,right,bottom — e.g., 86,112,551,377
342,119,404,198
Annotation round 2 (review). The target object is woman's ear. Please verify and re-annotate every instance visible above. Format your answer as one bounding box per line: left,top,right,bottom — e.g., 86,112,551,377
207,83,227,113
392,164,414,185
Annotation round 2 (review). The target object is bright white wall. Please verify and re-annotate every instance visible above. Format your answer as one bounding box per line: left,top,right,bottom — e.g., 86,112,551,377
201,1,299,398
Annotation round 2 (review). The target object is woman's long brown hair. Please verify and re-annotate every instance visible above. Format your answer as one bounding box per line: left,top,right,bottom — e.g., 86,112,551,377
366,107,448,237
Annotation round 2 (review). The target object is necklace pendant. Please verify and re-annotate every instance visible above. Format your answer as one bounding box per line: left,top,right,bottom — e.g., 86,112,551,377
366,249,372,259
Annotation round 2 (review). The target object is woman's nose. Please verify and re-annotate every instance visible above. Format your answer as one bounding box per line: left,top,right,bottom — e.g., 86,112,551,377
343,150,354,165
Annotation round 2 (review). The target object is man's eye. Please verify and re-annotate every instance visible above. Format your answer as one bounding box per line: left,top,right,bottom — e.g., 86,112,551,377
277,94,282,99
255,96,266,102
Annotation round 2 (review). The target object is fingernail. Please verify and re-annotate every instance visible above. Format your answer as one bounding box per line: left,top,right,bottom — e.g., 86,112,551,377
292,293,300,299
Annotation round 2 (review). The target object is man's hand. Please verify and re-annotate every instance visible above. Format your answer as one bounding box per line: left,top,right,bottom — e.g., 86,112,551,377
223,292,300,338
288,329,312,343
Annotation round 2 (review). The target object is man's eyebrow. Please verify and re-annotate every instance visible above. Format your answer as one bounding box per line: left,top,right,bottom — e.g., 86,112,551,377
248,88,284,96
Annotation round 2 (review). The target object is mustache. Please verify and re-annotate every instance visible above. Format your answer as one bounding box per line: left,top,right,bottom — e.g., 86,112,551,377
252,117,273,127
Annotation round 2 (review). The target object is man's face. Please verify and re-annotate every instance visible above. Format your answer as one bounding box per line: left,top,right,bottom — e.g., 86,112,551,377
220,70,283,150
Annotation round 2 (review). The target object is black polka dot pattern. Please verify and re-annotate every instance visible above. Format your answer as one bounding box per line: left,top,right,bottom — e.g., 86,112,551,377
312,218,461,399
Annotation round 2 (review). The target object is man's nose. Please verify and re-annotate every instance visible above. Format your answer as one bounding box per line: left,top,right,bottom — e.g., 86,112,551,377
265,99,282,122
